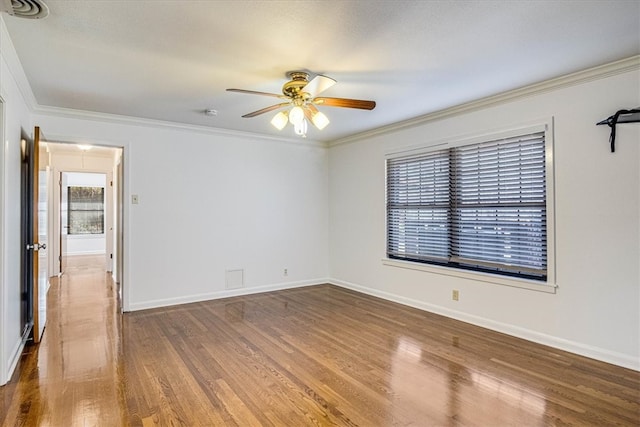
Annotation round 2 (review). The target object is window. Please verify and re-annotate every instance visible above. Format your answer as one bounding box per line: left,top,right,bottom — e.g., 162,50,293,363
387,128,549,282
68,186,105,235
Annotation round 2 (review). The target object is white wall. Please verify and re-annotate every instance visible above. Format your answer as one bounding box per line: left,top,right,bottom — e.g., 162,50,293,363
328,66,640,370
32,113,330,312
65,235,105,255
0,16,34,385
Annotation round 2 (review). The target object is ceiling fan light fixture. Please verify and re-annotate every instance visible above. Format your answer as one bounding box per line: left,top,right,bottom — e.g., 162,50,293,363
271,111,288,130
311,110,330,130
227,70,375,139
294,119,308,137
288,106,305,126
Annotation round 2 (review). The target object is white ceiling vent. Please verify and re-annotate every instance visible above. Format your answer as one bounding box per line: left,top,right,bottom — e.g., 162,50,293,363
0,0,49,19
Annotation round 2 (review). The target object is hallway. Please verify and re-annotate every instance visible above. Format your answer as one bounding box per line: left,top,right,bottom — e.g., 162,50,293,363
0,255,126,425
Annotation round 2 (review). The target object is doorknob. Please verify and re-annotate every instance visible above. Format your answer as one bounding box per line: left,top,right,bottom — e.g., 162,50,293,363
26,243,47,251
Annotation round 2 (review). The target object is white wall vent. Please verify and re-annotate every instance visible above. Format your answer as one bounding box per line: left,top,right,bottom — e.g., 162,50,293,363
225,269,244,290
0,0,49,19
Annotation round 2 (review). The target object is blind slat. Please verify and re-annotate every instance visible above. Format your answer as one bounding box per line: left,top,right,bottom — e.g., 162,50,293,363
387,131,547,280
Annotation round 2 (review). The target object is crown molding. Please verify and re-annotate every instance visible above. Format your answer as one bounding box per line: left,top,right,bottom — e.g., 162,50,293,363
33,104,327,148
329,55,640,147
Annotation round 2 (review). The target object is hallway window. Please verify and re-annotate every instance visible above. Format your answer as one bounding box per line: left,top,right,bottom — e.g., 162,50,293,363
68,186,105,235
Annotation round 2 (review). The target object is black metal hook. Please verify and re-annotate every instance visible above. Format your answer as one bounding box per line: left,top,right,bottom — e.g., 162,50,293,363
596,108,640,152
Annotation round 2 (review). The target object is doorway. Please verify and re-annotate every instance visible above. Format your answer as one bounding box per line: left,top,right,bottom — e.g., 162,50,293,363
47,143,123,299
60,172,107,273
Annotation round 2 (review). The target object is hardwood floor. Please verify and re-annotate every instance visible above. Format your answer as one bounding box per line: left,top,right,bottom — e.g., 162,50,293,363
1,260,638,426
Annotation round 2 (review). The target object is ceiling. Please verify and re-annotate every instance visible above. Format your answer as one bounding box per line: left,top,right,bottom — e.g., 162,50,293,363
3,0,639,143
45,141,119,156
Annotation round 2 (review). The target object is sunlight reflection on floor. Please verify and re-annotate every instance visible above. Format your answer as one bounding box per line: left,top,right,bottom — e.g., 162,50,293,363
391,336,547,425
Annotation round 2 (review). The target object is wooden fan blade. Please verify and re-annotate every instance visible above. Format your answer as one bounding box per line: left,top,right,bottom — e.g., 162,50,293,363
303,107,314,123
242,103,290,118
227,88,287,99
302,75,336,97
313,97,376,110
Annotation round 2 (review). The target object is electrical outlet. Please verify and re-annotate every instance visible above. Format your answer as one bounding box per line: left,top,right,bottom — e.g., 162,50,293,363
452,290,459,301
284,268,288,276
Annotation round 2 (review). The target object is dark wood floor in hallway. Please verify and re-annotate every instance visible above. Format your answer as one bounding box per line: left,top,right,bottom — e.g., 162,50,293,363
0,255,125,426
1,258,639,426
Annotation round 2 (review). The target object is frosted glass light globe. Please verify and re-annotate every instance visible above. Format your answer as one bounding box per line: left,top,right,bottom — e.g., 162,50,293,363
288,106,305,125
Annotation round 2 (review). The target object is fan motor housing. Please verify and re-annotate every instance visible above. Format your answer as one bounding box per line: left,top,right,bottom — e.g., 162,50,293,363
282,72,310,99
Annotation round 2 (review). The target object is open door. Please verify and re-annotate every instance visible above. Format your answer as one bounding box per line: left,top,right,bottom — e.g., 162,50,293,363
35,127,49,342
23,126,48,343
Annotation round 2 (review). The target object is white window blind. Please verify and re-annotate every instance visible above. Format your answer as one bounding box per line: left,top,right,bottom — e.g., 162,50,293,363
387,131,547,281
68,186,105,235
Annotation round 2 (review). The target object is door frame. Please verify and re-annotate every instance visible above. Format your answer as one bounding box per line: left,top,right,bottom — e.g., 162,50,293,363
0,97,5,385
43,138,127,312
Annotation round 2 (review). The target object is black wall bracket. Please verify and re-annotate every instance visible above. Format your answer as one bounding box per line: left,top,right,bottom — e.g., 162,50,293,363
596,108,640,152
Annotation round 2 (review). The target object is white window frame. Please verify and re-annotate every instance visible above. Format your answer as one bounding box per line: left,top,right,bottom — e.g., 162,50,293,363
383,119,556,293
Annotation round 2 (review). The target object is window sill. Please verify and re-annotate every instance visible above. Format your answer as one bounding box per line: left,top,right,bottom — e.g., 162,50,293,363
381,258,557,294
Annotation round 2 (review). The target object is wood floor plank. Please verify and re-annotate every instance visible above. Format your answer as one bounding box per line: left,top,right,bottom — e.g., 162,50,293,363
1,257,639,426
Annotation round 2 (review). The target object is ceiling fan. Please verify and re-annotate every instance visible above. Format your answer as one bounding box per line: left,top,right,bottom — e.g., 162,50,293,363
227,71,376,137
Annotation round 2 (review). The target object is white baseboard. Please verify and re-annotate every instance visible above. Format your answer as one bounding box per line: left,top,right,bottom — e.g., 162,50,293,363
3,335,27,386
127,278,330,312
329,278,640,372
